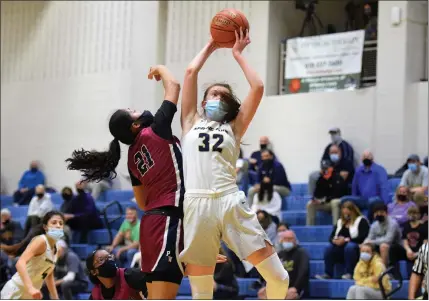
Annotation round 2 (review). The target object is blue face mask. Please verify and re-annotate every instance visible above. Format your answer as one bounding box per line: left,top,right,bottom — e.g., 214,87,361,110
408,163,418,172
282,242,294,251
360,252,372,262
330,153,340,163
205,100,228,122
47,228,64,241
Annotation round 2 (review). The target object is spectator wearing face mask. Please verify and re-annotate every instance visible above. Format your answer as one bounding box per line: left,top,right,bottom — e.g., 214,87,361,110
308,128,355,195
346,243,391,299
13,161,46,206
364,202,402,266
400,154,428,205
248,149,291,207
387,186,418,227
41,240,88,299
274,223,290,253
62,182,103,243
249,136,274,171
345,150,389,210
106,207,140,268
25,185,53,235
257,230,309,300
316,201,370,280
256,210,277,243
306,152,352,226
0,209,24,246
389,206,428,280
251,176,282,223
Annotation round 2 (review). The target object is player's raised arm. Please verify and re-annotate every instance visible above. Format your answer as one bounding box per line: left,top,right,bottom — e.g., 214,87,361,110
231,28,264,139
148,65,180,105
181,39,218,135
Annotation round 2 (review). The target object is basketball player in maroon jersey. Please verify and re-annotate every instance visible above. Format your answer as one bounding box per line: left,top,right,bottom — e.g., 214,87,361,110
66,65,186,299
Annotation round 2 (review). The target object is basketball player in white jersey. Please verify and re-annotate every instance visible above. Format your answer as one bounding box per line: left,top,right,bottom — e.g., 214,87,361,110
179,28,289,299
1,211,65,300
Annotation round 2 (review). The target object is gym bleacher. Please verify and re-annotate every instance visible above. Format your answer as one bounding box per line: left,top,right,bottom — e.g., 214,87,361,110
0,177,410,300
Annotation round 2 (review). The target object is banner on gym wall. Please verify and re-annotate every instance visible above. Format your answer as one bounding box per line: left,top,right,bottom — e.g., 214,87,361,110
284,30,365,94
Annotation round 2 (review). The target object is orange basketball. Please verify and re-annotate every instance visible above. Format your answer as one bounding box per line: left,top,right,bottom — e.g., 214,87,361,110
210,8,249,48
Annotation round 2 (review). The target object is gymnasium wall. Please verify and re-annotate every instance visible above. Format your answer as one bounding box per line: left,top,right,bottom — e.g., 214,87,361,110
1,1,428,191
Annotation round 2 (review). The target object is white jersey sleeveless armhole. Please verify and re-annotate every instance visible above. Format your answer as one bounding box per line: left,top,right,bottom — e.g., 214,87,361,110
182,119,240,193
2,235,58,299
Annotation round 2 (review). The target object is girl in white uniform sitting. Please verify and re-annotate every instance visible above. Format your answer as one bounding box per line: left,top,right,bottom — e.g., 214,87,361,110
1,211,65,300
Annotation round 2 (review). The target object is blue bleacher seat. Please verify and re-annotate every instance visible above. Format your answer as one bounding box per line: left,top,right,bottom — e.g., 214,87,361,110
7,206,28,218
388,178,401,192
290,183,308,196
292,226,332,242
282,210,332,226
15,217,26,228
1,195,13,206
50,193,63,206
87,229,117,245
76,293,90,300
300,242,328,260
102,215,125,230
105,190,134,203
71,244,98,260
176,296,192,300
285,195,312,211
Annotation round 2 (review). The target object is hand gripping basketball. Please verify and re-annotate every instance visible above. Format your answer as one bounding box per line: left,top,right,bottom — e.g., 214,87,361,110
232,27,251,56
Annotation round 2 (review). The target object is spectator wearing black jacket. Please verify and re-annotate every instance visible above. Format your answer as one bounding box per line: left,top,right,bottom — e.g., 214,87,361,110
0,209,24,245
308,128,355,195
306,147,354,226
61,182,103,243
316,201,370,280
258,230,309,299
213,248,239,300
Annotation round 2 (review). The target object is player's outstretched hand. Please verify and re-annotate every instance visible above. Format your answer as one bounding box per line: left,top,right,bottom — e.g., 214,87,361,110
232,27,250,57
216,254,227,263
147,66,164,81
28,287,42,299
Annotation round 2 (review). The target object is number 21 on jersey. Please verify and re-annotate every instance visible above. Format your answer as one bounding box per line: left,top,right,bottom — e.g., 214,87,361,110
134,144,154,177
198,133,224,153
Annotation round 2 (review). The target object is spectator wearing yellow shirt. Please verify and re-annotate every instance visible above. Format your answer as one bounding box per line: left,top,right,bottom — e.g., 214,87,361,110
346,243,391,299
106,207,140,267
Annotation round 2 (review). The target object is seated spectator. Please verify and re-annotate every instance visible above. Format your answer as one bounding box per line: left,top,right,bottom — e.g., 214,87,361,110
248,149,291,206
258,230,309,300
62,182,103,243
387,186,417,227
346,243,391,299
306,148,353,225
41,240,87,299
236,149,249,189
106,207,140,268
251,176,282,223
400,154,428,205
59,187,74,211
213,247,239,300
0,209,24,245
25,185,53,235
13,161,45,206
364,202,402,266
316,201,370,280
408,242,428,299
389,206,428,279
256,210,277,243
274,223,290,253
87,178,113,201
345,150,389,209
308,127,355,195
249,136,274,171
86,249,147,299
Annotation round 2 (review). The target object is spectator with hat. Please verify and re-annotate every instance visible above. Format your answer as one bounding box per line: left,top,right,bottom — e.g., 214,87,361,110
400,154,428,206
308,127,355,195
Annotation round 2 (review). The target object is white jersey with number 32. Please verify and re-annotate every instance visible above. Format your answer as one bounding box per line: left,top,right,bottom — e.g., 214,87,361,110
182,119,239,193
11,235,57,290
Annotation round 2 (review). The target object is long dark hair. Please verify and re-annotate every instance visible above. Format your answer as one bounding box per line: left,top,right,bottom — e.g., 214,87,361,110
258,180,274,202
65,110,152,182
203,83,241,123
3,211,64,256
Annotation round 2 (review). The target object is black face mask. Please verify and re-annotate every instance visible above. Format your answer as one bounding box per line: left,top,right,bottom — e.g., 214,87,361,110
62,193,73,201
76,189,85,195
36,193,44,199
262,159,273,168
375,215,385,223
2,219,10,226
363,159,373,167
260,144,267,150
136,111,154,129
397,195,408,202
97,259,118,278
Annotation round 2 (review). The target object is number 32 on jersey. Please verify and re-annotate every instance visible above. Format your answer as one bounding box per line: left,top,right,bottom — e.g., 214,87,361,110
198,133,224,153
